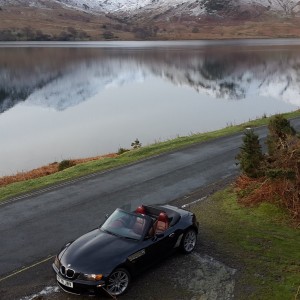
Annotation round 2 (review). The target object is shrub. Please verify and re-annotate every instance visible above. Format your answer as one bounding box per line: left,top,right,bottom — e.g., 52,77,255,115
266,168,295,180
58,160,75,171
0,29,17,41
132,27,155,39
56,31,74,41
267,114,296,155
117,147,130,155
103,31,114,39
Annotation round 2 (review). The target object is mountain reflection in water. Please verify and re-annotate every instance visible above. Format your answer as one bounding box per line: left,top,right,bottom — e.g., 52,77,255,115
0,41,299,175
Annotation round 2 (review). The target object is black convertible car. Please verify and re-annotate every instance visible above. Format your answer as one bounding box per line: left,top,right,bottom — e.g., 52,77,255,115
53,204,198,297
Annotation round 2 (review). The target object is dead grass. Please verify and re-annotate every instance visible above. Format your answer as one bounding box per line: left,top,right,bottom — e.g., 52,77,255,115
236,132,300,224
235,174,300,225
0,154,118,187
1,4,300,40
170,19,300,40
0,5,136,40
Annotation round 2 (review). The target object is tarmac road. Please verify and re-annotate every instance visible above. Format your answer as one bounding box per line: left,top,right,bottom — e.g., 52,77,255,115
1,117,300,299
0,177,238,300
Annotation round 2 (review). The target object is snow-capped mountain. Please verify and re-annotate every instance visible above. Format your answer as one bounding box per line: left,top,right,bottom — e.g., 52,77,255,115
1,0,300,19
54,0,300,16
1,0,299,41
57,0,200,13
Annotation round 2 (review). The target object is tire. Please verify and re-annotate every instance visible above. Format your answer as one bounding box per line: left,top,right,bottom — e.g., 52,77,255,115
180,228,197,254
106,268,131,296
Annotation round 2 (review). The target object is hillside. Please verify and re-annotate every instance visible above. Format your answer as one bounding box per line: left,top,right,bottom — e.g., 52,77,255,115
0,0,300,40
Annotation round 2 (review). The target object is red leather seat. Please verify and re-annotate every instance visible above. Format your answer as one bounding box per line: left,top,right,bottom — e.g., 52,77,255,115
155,212,169,234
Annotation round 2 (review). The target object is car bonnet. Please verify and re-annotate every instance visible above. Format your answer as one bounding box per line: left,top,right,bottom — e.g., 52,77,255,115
59,228,138,275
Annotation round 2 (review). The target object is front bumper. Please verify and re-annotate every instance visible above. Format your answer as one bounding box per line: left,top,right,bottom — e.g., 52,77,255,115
52,263,106,296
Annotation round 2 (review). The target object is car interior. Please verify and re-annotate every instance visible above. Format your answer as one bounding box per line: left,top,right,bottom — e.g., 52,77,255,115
135,205,181,236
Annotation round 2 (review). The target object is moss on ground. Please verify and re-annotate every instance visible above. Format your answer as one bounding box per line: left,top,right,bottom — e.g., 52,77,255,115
194,189,300,300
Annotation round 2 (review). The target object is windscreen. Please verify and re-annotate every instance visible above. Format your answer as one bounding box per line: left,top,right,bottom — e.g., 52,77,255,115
101,209,149,240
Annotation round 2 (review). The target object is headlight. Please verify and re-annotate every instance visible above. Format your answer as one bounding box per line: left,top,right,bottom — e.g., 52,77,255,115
79,273,103,281
54,256,61,269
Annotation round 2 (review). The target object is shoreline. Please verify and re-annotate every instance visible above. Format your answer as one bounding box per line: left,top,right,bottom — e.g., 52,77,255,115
1,109,300,202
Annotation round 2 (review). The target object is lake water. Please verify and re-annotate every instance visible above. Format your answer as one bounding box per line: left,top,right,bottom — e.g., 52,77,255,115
1,39,300,176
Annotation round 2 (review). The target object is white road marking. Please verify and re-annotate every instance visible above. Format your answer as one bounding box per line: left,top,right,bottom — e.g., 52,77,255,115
0,255,55,282
181,196,207,209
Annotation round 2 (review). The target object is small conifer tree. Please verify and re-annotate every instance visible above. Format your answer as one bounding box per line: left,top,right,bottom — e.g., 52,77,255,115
131,138,142,149
236,129,264,178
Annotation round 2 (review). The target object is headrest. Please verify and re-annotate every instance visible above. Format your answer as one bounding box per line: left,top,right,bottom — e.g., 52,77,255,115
158,212,168,222
135,206,146,214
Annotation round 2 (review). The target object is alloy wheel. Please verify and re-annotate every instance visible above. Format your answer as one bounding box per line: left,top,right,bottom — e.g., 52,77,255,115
106,269,130,296
183,229,197,253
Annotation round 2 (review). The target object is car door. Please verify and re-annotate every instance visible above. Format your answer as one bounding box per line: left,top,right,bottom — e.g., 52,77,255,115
142,227,179,265
154,226,179,253
126,229,176,273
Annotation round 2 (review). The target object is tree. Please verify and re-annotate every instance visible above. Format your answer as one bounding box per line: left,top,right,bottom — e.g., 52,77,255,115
23,26,35,40
131,139,142,150
273,0,299,16
0,29,15,41
236,129,264,178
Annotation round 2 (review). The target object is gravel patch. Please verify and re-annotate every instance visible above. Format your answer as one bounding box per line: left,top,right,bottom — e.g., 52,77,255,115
186,253,236,300
146,251,237,300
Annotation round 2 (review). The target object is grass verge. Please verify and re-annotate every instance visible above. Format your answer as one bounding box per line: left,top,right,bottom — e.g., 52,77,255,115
1,110,300,203
194,188,300,300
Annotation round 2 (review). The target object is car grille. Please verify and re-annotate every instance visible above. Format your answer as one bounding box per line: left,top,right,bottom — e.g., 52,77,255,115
60,265,76,279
